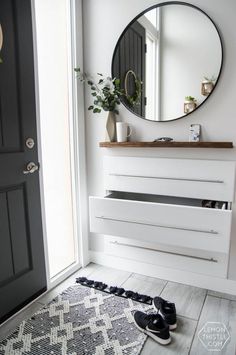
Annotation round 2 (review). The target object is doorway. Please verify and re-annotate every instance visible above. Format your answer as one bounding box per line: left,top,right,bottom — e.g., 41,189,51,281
0,0,85,324
33,0,81,283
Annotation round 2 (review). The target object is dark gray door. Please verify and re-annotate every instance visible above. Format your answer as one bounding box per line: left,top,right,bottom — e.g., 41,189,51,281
0,0,46,323
113,21,146,116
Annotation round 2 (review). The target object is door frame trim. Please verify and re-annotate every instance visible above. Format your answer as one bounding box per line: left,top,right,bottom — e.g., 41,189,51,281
69,0,90,268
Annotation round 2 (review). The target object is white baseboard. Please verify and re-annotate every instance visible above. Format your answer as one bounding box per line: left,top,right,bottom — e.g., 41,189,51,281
90,251,236,296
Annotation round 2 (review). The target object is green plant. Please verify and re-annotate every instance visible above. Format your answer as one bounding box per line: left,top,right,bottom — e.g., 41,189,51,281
74,68,124,114
124,69,142,107
126,77,142,106
185,96,196,101
204,75,216,82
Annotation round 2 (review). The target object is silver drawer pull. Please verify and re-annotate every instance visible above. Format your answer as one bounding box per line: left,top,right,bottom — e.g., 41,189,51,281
109,173,224,184
96,215,218,235
110,241,218,263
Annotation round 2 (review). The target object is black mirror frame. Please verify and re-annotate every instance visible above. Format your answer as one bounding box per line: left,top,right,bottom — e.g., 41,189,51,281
111,1,224,122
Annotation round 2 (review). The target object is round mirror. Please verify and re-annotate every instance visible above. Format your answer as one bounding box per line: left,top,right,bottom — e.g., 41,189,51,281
112,2,223,122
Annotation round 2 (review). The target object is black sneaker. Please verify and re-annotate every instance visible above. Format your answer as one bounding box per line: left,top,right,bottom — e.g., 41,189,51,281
153,297,177,330
133,311,171,345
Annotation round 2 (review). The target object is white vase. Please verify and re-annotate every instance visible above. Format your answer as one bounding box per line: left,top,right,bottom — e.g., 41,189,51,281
105,111,116,142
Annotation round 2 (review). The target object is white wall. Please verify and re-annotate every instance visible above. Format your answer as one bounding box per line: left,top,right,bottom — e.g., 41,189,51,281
82,0,236,280
34,0,76,278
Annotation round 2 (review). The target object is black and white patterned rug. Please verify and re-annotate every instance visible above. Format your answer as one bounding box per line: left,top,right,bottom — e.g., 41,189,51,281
0,284,152,355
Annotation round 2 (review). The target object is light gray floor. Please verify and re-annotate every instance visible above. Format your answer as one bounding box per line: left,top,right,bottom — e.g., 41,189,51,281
0,263,236,354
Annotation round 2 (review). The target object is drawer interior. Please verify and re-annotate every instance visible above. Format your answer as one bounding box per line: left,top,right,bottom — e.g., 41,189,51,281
106,191,229,210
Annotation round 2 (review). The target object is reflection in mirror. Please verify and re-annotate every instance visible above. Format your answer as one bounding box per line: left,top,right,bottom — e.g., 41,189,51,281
112,3,223,122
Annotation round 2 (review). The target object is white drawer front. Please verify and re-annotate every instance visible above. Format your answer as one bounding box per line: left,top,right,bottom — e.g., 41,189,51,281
104,236,229,278
104,156,235,202
89,196,232,254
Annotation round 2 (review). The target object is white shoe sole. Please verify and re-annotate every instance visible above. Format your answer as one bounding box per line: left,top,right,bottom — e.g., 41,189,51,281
134,322,171,345
169,323,177,330
153,303,177,331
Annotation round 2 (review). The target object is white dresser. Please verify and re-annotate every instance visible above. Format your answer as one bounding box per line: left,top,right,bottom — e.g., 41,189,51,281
89,156,235,282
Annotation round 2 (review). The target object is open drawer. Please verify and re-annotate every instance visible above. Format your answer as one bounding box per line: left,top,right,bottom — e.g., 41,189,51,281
89,192,232,254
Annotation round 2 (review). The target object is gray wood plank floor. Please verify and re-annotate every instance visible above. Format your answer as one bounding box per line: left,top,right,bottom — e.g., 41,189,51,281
160,282,207,320
190,295,236,355
122,273,167,297
0,263,236,355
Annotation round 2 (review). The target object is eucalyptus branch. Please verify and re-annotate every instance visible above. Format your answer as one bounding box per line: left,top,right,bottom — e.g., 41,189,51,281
74,68,124,114
203,75,216,82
